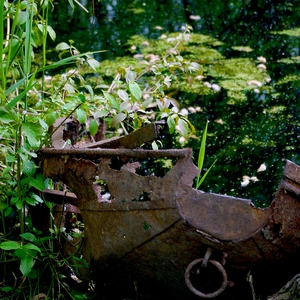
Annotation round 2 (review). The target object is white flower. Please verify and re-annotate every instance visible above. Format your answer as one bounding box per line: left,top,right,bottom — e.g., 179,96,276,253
257,56,267,64
195,106,202,112
203,81,211,88
142,41,150,46
130,45,137,51
215,119,224,125
248,80,262,87
159,34,167,39
189,15,201,20
211,83,221,92
155,25,163,30
265,78,271,83
257,64,267,70
179,136,186,144
257,163,267,172
188,107,196,114
180,108,189,116
133,54,144,59
195,75,205,80
241,176,250,187
250,176,259,183
254,88,260,94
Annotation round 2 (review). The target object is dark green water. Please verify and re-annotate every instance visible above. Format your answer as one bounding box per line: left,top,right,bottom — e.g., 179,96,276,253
50,0,300,207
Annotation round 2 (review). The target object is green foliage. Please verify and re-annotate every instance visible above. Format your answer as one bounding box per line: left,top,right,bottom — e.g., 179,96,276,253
195,121,217,189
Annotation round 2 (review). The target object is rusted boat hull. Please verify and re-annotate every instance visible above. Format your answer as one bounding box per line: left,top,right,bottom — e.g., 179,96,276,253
38,147,300,299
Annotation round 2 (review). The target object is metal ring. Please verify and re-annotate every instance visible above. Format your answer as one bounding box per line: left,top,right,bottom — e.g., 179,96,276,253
185,258,228,298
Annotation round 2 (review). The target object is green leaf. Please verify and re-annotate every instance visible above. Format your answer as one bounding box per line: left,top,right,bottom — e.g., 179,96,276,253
22,160,36,176
87,58,100,71
75,108,87,124
4,207,12,217
94,109,109,118
47,25,56,41
112,112,126,127
22,122,43,148
29,173,45,191
25,197,37,206
20,233,37,243
20,255,34,276
56,42,70,51
129,82,142,101
0,241,20,250
89,119,98,136
23,243,41,253
167,116,176,134
117,89,129,102
103,92,120,111
0,107,18,123
177,118,189,136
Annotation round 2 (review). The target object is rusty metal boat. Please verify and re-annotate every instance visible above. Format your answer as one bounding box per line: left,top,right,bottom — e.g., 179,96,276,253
37,122,300,299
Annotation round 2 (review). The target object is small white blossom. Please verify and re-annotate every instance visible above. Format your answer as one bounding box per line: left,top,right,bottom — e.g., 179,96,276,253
257,56,267,64
133,54,144,59
211,83,221,92
254,88,260,93
155,25,163,30
142,41,150,46
203,81,211,88
179,136,186,144
248,80,262,87
215,119,224,125
241,176,250,187
188,107,196,114
257,163,267,172
180,108,189,116
159,34,167,39
250,176,259,182
265,77,271,83
257,64,267,70
189,15,201,20
195,107,202,112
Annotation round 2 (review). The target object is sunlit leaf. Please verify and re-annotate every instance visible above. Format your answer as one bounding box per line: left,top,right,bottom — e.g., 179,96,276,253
87,58,100,71
22,122,43,148
112,112,126,127
0,241,20,250
118,89,129,102
129,82,142,101
75,108,87,124
56,42,70,51
177,118,188,136
47,25,56,41
23,243,41,252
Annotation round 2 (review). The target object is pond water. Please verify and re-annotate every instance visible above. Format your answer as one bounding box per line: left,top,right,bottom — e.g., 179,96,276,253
50,0,300,207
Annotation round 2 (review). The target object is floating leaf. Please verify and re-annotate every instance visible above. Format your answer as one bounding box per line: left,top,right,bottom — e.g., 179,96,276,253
129,82,142,101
